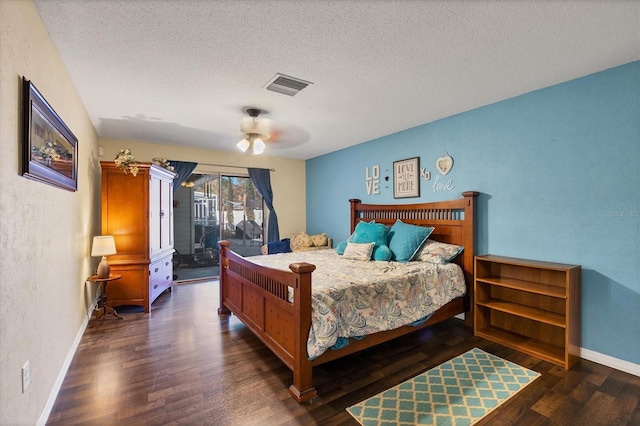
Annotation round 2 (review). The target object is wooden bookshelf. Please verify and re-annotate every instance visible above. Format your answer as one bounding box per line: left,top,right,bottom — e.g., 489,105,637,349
474,255,581,369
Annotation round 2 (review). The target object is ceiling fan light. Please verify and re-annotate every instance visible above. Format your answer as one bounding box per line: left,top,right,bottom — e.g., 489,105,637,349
240,117,257,133
241,118,271,138
253,138,265,154
237,138,250,152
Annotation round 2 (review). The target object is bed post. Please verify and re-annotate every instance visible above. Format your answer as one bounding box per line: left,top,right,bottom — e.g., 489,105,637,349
349,199,361,232
288,262,317,403
217,240,231,316
461,191,478,328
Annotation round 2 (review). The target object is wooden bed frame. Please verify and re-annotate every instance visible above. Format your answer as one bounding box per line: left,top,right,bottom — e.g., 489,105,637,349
218,191,478,402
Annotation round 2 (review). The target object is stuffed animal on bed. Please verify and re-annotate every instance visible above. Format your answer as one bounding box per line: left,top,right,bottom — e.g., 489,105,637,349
336,221,392,261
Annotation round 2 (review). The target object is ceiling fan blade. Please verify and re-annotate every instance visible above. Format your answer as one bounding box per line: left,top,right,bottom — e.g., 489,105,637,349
268,128,280,142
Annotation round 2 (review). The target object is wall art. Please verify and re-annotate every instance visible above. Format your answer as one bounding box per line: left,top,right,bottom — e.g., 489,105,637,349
393,157,419,198
22,77,78,191
436,151,454,175
365,164,381,195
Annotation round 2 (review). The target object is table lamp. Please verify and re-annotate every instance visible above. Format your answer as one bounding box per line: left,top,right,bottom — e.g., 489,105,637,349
91,235,117,278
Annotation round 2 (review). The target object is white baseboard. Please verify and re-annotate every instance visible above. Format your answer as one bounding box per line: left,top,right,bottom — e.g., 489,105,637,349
37,300,97,425
580,347,640,377
460,309,638,376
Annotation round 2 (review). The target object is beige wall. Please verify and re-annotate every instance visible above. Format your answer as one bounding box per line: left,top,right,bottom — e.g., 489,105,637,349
0,1,101,424
99,139,307,238
0,3,305,424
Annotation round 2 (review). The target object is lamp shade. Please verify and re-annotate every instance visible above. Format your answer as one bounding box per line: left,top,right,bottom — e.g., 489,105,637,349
91,236,117,256
252,138,265,154
92,236,116,278
237,138,250,152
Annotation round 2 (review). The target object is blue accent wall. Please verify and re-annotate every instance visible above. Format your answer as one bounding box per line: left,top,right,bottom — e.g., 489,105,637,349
306,61,640,365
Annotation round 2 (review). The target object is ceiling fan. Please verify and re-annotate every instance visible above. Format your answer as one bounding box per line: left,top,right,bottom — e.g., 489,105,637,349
235,106,310,154
237,107,271,154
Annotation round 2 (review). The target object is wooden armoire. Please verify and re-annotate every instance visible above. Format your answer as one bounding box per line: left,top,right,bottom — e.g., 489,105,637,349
100,161,175,312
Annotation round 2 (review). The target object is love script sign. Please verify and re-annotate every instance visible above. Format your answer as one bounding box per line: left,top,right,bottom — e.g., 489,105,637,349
393,157,420,198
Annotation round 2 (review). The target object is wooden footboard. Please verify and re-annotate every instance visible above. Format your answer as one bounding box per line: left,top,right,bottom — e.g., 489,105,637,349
218,240,318,401
218,192,478,403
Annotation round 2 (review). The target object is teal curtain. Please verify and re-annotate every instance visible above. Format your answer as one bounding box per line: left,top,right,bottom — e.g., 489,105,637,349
168,160,197,191
248,168,279,242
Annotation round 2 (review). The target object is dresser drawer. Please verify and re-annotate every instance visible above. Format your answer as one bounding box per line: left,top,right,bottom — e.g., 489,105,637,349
150,255,173,303
150,256,172,283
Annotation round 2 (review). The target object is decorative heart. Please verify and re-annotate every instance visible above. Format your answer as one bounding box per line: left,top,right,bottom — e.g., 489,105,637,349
436,152,453,175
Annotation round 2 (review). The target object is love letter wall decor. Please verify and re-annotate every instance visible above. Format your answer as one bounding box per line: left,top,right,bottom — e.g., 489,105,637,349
393,157,419,198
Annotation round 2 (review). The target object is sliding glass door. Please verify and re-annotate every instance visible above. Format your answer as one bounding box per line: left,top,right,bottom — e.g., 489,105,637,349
172,172,263,282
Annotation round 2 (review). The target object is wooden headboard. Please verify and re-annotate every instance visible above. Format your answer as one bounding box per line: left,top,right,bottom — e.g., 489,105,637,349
349,191,479,324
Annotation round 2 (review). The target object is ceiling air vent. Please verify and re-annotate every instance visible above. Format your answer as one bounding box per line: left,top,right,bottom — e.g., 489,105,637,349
264,73,312,97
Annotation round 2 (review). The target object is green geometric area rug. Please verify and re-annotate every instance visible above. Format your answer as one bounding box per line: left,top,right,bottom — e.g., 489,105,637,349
347,347,540,426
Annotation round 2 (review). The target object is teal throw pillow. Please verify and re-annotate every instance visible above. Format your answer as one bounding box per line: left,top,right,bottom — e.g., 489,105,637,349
388,219,434,262
336,240,348,255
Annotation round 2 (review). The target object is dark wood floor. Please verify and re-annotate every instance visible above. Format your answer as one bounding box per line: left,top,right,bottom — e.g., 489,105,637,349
47,281,639,426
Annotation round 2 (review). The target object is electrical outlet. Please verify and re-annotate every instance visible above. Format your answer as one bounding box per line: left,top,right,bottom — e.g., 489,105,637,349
22,361,30,393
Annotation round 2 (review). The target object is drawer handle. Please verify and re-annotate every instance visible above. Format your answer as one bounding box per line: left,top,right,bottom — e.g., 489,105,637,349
154,267,159,273
165,261,169,266
154,284,158,289
166,275,170,280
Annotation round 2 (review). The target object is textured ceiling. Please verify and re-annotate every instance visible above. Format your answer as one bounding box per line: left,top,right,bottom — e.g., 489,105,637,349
34,0,639,160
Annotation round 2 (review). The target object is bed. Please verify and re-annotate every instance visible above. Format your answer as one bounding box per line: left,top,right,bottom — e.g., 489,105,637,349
218,191,478,402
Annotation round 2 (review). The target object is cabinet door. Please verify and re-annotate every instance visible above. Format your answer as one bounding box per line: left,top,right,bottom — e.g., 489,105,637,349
149,174,161,256
160,178,173,250
102,168,147,260
108,263,148,311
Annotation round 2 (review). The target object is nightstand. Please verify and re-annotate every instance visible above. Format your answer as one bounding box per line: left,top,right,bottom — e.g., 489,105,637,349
88,274,124,321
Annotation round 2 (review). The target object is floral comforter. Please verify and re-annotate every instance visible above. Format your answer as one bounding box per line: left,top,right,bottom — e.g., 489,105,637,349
248,249,467,359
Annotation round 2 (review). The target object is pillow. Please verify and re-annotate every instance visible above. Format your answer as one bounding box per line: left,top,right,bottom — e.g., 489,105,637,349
309,233,328,247
342,242,375,261
267,238,292,254
348,221,392,261
290,232,313,251
387,220,434,263
417,239,464,264
336,240,348,255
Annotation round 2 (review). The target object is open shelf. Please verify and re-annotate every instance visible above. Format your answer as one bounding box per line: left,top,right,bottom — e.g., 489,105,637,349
475,276,567,298
475,326,565,366
476,299,566,327
474,255,581,369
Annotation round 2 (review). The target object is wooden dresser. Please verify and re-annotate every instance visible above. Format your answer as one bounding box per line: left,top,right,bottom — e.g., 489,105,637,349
100,162,175,312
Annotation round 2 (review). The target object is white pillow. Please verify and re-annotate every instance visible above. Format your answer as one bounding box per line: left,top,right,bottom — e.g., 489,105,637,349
416,239,464,264
342,242,375,261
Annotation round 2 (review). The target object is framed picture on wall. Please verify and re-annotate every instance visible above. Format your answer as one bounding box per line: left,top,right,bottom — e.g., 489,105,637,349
393,157,420,198
22,77,78,191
